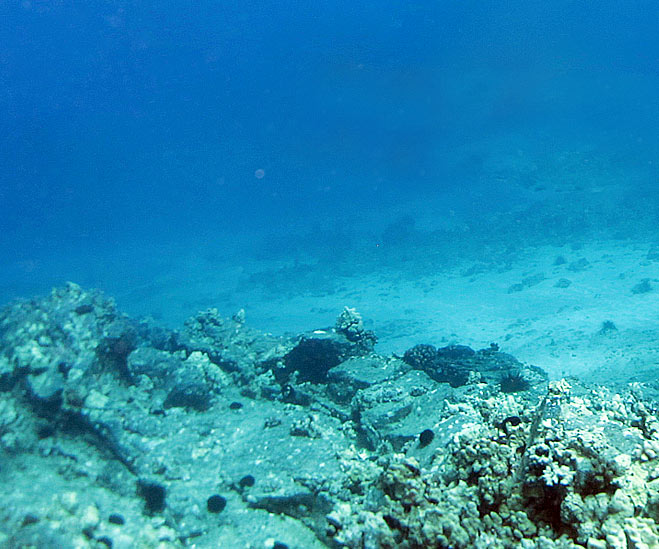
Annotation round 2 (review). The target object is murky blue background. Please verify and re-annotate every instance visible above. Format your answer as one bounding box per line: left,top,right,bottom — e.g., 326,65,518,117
2,1,658,326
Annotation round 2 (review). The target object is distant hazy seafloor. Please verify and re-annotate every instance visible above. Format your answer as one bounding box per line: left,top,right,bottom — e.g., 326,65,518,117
3,283,659,548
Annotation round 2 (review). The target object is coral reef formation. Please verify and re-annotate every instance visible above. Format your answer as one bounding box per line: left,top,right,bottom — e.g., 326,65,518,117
1,283,659,547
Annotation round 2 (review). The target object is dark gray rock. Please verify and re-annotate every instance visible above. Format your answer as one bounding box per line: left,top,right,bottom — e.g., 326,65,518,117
127,347,181,380
282,328,372,384
632,278,653,294
326,356,409,405
353,370,447,450
508,273,546,293
402,343,547,389
163,374,211,411
567,257,590,272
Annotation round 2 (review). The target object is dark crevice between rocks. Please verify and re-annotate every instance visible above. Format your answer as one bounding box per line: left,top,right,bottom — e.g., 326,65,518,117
524,483,577,541
22,382,137,475
95,331,138,383
249,492,336,548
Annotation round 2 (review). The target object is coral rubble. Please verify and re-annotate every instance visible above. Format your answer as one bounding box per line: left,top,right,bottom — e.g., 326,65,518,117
0,284,658,548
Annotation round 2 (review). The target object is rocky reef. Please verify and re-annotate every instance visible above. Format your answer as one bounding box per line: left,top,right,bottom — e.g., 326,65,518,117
1,284,659,548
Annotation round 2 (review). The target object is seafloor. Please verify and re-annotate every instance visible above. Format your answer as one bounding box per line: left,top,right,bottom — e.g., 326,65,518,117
3,145,659,547
2,282,659,548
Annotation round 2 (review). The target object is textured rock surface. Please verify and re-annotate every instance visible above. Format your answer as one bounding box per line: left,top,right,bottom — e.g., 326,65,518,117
2,284,659,548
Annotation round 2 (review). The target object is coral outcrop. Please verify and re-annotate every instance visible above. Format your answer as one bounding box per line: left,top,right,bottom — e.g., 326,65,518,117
1,284,659,548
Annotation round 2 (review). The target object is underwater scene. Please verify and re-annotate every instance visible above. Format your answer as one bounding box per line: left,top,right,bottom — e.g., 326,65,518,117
2,1,659,547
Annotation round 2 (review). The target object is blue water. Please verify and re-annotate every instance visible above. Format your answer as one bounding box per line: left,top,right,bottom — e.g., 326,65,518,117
2,1,659,330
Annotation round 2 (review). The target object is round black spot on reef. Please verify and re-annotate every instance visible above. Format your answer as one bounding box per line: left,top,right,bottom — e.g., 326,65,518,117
97,536,113,548
499,371,531,393
239,474,255,488
207,494,227,513
229,401,243,410
419,428,435,448
108,513,125,525
21,513,39,526
36,424,55,439
273,543,289,549
137,480,166,514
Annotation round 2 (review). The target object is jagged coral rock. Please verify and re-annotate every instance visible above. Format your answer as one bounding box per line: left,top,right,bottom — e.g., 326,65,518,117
335,306,377,350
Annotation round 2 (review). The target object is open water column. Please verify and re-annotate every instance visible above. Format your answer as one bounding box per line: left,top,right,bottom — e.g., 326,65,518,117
1,1,659,547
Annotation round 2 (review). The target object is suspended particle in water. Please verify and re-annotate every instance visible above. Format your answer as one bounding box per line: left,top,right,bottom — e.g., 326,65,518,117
254,168,265,179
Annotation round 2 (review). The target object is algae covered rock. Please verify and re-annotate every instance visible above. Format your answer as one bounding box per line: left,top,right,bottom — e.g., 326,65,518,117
4,285,659,548
403,341,547,390
326,355,408,405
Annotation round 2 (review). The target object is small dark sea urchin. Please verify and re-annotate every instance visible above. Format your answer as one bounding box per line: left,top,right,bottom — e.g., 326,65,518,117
499,371,531,393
